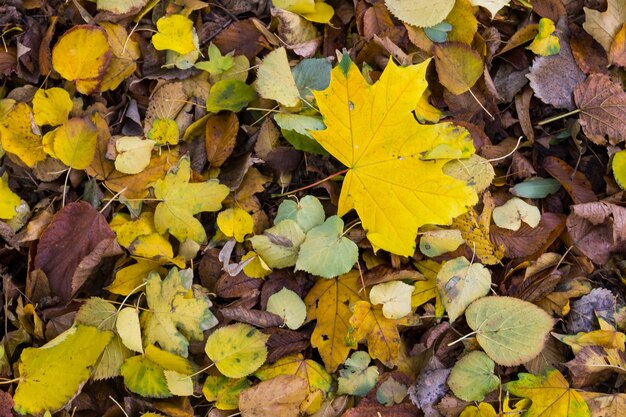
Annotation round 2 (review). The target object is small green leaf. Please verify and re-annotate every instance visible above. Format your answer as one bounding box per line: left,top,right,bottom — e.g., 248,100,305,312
266,288,307,330
250,219,306,268
274,195,325,232
292,58,332,100
295,216,359,278
206,79,257,113
424,21,453,43
448,351,499,401
510,178,561,198
337,351,379,397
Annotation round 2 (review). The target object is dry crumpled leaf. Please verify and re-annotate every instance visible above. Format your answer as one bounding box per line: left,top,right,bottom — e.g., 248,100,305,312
573,73,626,145
33,201,123,301
583,0,626,52
566,202,626,264
238,374,308,417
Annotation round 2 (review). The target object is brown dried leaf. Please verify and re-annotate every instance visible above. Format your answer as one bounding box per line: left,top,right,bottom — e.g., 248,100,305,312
215,271,263,299
206,112,238,168
565,346,626,387
220,306,284,328
543,156,597,204
527,31,585,110
570,26,608,75
361,2,393,39
239,374,308,417
573,73,626,145
566,202,626,264
265,328,310,363
33,201,123,302
213,19,266,61
342,402,418,417
492,213,566,259
579,392,626,417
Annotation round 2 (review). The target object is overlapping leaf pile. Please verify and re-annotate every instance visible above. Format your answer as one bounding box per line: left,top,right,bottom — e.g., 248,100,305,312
0,1,625,417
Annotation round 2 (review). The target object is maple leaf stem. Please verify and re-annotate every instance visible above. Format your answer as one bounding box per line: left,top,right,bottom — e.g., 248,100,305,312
536,109,581,126
273,169,349,197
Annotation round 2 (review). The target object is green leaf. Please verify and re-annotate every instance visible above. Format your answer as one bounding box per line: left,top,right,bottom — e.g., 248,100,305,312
424,21,453,43
292,58,332,100
141,268,218,357
337,351,379,397
295,216,359,278
510,178,561,198
465,296,554,366
204,323,269,378
447,351,499,401
274,114,328,155
274,195,325,232
249,219,306,268
206,79,257,113
436,257,491,322
195,43,234,75
13,325,113,415
266,288,307,330
121,355,171,398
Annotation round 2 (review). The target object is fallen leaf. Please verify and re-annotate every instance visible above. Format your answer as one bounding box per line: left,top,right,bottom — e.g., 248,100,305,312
376,377,408,406
337,351,379,396
609,24,626,67
369,280,414,319
465,296,554,366
206,79,257,113
217,207,254,242
492,197,541,231
447,351,498,401
44,117,98,169
527,18,560,56
459,402,497,417
117,307,143,354
239,374,308,417
0,101,46,167
469,0,510,18
114,136,155,175
384,0,454,27
51,25,112,94
0,173,20,220
613,149,626,189
255,47,301,108
274,195,325,233
419,229,465,257
32,87,72,127
34,201,123,301
433,42,484,95
310,55,477,256
204,323,269,378
250,219,306,268
266,288,307,330
573,73,626,145
152,15,197,55
579,392,626,417
583,0,626,52
202,375,251,410
505,368,590,417
304,271,365,372
295,216,359,279
206,112,238,167
142,268,217,357
153,156,230,244
273,0,335,24
13,325,112,415
437,257,492,322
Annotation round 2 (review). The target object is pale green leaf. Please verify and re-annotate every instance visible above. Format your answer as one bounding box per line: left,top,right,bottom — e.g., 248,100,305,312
448,351,499,401
249,219,306,268
274,195,325,232
337,351,379,397
266,288,307,330
437,257,491,322
369,281,414,319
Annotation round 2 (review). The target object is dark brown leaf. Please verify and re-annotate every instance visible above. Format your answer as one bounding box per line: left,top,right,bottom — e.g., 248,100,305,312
33,201,123,302
543,156,597,204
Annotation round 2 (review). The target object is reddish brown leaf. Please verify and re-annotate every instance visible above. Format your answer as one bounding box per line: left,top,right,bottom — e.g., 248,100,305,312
361,3,393,39
543,156,597,204
206,112,238,168
33,201,123,302
265,328,310,363
215,271,262,300
0,391,14,417
573,73,626,145
213,19,266,61
220,306,284,328
491,213,566,259
566,202,626,264
570,26,609,75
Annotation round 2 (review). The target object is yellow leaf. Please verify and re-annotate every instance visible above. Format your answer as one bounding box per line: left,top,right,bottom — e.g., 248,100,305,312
304,271,365,372
255,47,301,108
116,307,143,353
460,402,497,417
254,353,333,396
99,22,142,92
447,0,478,45
433,42,483,95
152,15,197,55
204,323,269,378
147,118,179,145
32,88,73,127
0,173,20,220
46,117,98,169
347,300,418,368
114,136,155,174
506,368,590,417
97,0,148,15
106,258,167,296
217,207,254,242
242,251,272,278
311,55,477,256
528,18,560,56
0,101,46,167
52,25,112,94
452,192,504,265
153,156,230,244
415,88,442,123
413,259,445,316
272,0,335,23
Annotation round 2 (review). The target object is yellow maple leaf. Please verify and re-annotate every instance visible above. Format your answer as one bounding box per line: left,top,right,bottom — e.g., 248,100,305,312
304,271,365,372
506,368,590,417
311,56,477,256
346,300,419,368
153,156,229,244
